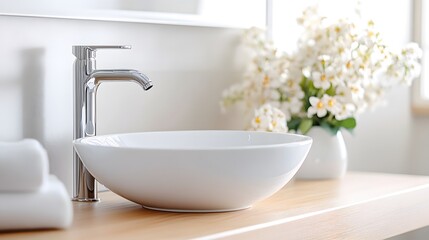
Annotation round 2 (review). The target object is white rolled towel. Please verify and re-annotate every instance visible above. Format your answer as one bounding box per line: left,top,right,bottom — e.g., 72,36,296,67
0,139,49,192
0,175,73,230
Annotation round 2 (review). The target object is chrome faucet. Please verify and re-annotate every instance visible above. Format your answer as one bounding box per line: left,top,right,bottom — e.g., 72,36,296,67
72,45,153,202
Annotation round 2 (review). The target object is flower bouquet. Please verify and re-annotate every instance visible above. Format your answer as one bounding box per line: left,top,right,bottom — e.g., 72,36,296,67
222,6,422,135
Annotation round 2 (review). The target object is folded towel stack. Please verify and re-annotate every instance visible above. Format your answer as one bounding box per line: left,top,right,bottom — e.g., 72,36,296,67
0,139,72,231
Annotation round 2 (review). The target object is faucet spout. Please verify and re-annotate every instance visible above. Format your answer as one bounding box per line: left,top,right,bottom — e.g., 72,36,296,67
88,69,153,90
83,69,153,139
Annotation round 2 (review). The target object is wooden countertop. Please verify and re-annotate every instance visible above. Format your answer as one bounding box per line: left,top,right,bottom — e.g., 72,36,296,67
2,172,429,239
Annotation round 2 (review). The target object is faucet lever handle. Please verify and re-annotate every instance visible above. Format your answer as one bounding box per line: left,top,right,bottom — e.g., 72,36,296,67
87,45,131,51
73,45,132,74
72,45,131,60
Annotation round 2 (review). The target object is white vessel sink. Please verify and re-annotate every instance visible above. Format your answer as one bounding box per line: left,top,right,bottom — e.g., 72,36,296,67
73,131,312,212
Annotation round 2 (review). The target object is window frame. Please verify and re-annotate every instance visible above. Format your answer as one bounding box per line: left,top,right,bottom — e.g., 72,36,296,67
412,0,429,114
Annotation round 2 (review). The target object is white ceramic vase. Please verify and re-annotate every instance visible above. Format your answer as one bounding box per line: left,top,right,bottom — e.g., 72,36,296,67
295,126,347,180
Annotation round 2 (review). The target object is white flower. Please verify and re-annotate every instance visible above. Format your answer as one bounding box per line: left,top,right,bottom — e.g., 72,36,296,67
308,96,328,118
250,104,288,132
402,42,423,59
349,83,365,101
336,84,352,102
312,71,331,90
335,103,356,120
324,66,340,86
288,97,304,114
322,95,341,115
278,97,302,119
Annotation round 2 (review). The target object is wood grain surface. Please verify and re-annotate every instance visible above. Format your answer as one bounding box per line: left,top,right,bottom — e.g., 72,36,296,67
2,172,429,239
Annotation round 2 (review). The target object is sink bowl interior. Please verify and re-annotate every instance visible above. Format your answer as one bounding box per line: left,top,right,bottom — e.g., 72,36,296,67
74,130,312,212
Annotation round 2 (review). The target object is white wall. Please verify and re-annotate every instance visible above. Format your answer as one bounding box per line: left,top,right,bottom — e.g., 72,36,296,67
0,15,241,194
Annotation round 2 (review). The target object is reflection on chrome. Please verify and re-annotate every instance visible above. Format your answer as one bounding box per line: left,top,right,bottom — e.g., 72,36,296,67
72,45,153,202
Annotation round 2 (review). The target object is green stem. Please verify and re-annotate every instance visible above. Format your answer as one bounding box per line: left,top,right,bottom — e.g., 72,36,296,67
317,89,324,98
327,113,334,122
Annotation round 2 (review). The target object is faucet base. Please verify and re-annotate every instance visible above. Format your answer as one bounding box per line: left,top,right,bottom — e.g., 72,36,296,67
72,197,100,202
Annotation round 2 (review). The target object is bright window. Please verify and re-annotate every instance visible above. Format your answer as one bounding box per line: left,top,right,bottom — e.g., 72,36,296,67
412,0,429,113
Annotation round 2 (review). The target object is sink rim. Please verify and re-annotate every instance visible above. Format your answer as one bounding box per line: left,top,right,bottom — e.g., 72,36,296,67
73,130,313,151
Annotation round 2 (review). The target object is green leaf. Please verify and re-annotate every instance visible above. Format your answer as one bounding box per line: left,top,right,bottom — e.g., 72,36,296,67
338,118,356,129
287,118,301,130
299,76,307,89
299,118,313,134
319,121,339,135
325,85,336,96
